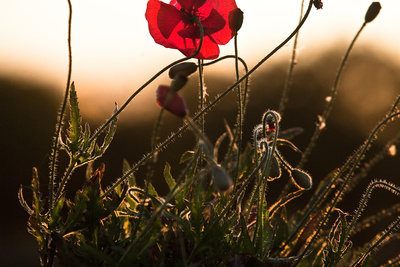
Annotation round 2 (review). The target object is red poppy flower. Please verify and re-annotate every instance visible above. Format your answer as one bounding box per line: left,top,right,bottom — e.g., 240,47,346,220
156,85,188,118
145,0,242,59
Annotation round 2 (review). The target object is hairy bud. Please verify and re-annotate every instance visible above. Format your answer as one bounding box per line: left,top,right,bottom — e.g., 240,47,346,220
290,168,312,190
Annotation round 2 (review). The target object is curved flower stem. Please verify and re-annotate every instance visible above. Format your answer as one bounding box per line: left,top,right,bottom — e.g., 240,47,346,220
203,55,249,172
283,97,400,251
350,180,400,266
49,0,73,209
297,21,367,169
197,59,205,134
293,111,400,265
278,0,305,116
233,33,243,186
101,1,314,198
87,19,204,145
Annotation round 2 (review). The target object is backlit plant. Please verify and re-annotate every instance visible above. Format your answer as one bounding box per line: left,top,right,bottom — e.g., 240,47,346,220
19,1,400,266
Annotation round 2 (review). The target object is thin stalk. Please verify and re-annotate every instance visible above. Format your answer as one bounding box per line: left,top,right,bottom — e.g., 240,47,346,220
298,22,367,169
233,33,243,187
198,59,205,133
87,19,204,145
284,96,400,249
49,0,73,209
350,181,400,266
278,0,305,116
294,112,400,265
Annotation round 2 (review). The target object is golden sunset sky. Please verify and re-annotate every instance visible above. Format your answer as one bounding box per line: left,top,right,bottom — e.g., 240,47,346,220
1,0,399,118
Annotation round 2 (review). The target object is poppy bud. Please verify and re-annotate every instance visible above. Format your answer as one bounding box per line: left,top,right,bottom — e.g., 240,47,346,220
211,163,233,192
229,8,244,32
313,0,323,10
290,168,312,190
168,62,198,79
364,2,381,23
156,85,188,118
170,75,188,92
269,155,281,179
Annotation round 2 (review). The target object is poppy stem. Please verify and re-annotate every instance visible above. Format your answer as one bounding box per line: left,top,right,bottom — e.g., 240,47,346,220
297,22,367,169
279,0,305,116
87,20,204,146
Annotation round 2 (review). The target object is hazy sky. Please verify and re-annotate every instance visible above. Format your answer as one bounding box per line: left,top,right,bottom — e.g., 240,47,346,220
1,0,399,117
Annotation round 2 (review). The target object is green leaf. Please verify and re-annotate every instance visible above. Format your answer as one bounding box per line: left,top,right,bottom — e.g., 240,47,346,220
68,82,82,153
49,193,66,228
238,214,255,254
18,186,33,215
163,162,176,191
146,181,158,198
122,159,136,187
97,103,118,155
31,167,43,216
180,150,195,164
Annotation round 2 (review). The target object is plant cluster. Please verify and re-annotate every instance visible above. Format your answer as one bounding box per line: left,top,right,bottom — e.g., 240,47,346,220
19,0,400,266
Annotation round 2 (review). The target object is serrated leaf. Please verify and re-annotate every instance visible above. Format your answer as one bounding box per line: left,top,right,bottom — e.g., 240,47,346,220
68,82,82,152
122,159,136,187
163,162,176,191
18,186,33,215
49,193,66,228
98,103,118,154
146,181,158,198
31,167,43,216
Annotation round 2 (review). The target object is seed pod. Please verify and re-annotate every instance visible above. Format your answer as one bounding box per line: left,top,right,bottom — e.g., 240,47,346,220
168,62,198,79
211,163,233,192
290,168,312,190
365,2,381,23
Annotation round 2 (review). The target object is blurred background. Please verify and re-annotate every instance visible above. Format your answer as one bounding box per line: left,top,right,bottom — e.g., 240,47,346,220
1,0,400,265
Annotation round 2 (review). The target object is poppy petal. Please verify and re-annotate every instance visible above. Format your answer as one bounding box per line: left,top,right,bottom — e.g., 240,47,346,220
157,2,183,39
146,0,241,59
201,9,226,36
179,36,220,59
175,0,206,10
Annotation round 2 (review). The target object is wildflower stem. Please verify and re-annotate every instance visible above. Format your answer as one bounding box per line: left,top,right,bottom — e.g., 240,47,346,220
298,22,367,169
87,19,204,145
49,0,73,210
198,59,205,133
286,96,400,250
350,180,400,266
234,34,243,180
278,0,305,116
294,111,400,265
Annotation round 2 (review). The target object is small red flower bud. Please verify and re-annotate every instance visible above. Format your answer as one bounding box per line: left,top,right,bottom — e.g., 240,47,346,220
313,0,323,10
156,85,187,118
168,62,198,79
229,8,244,32
365,2,381,23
